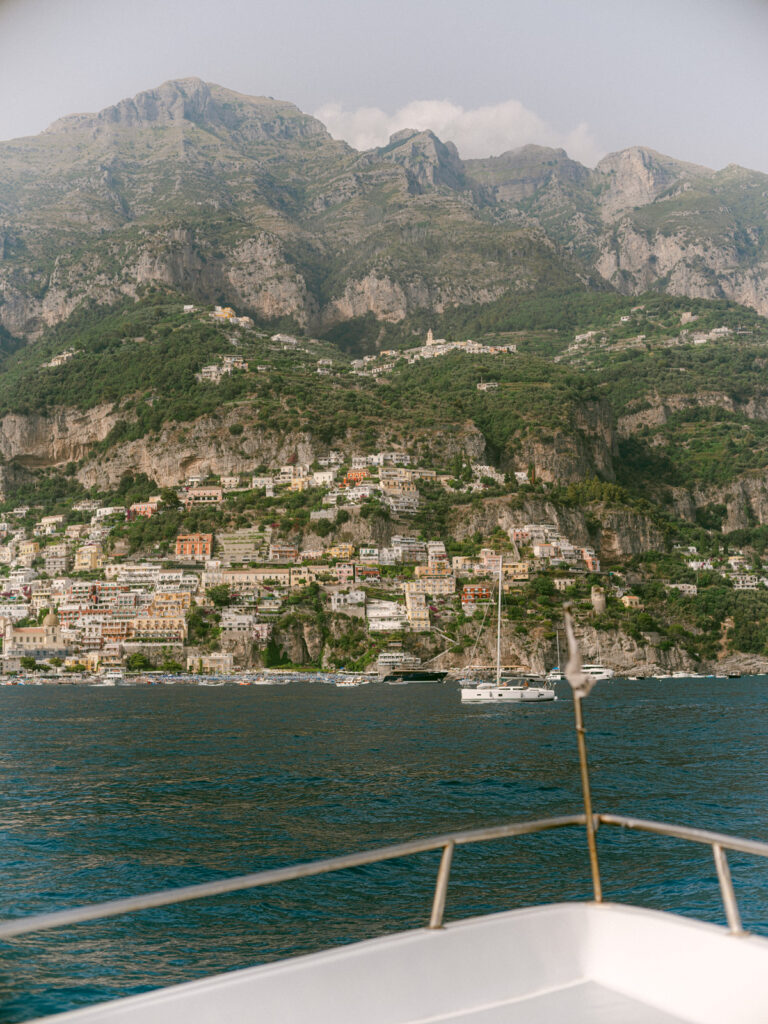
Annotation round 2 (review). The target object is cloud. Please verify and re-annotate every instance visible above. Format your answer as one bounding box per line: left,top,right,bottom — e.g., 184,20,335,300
313,98,604,167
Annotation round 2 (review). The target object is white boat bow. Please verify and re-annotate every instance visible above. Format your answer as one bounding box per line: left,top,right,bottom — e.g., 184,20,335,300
6,811,768,1023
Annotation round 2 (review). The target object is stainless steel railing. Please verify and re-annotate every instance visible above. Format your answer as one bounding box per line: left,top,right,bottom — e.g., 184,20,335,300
1,812,767,942
597,813,768,935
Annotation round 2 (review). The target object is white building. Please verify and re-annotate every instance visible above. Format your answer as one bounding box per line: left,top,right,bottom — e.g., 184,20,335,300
330,589,366,613
366,600,408,632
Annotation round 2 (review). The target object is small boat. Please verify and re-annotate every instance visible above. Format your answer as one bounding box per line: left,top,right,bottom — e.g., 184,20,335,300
94,670,123,687
580,663,614,681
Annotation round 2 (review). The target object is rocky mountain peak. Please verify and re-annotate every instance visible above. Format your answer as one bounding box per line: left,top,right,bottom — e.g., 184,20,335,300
104,77,213,127
595,147,680,217
595,146,714,218
46,79,331,144
45,78,213,133
376,128,465,193
464,144,591,204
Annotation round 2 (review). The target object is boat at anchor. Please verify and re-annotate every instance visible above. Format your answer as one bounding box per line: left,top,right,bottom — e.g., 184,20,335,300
460,558,556,702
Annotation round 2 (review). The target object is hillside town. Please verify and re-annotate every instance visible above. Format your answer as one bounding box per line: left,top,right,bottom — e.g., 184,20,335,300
0,437,762,677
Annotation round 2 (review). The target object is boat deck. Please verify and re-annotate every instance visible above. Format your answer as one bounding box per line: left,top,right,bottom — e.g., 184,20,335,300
35,901,768,1024
438,981,687,1023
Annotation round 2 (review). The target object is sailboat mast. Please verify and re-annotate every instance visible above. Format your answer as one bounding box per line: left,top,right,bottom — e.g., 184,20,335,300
496,557,502,685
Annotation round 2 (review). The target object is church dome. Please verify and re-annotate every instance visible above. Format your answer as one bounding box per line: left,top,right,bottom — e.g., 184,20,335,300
43,609,59,627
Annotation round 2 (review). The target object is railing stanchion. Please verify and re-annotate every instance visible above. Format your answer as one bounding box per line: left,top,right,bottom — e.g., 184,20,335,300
429,841,455,929
713,843,743,934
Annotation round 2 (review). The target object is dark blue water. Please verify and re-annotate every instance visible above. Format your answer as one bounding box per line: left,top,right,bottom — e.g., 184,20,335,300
1,678,768,1021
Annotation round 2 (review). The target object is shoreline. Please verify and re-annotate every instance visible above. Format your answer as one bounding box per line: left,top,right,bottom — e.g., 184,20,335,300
1,670,764,686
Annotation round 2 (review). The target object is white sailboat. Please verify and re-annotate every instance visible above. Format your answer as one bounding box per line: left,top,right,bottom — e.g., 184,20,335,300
460,560,556,703
545,628,565,682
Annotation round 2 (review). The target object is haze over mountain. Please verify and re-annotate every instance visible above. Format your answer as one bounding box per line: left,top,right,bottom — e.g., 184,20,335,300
1,77,768,341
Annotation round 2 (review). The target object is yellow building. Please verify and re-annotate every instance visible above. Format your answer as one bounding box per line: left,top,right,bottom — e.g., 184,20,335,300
128,613,187,642
503,561,531,581
211,306,236,320
329,544,355,561
152,591,192,610
404,590,430,632
404,575,455,597
415,562,452,578
17,540,39,566
74,544,103,572
290,566,319,587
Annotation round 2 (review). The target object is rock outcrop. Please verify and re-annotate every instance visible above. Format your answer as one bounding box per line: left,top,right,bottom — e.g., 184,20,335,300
0,405,123,466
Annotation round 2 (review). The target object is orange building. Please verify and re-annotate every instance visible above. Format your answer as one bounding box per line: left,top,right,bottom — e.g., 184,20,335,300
461,584,492,609
176,533,213,560
129,497,161,519
343,468,370,487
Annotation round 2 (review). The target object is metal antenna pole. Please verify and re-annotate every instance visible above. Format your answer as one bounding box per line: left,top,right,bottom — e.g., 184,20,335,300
496,558,502,685
563,605,602,903
573,691,602,902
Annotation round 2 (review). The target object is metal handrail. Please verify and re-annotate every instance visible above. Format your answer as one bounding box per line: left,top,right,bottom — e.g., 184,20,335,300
1,811,767,942
0,814,584,940
597,812,768,934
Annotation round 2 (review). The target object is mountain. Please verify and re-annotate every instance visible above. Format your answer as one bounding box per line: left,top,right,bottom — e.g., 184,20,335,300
0,78,581,339
4,78,768,343
1,81,768,508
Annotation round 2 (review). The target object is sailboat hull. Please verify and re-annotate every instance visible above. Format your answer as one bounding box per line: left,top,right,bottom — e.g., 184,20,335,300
461,686,557,702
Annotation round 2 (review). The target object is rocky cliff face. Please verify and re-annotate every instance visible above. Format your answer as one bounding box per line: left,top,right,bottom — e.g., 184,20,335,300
670,477,768,533
430,621,697,676
511,399,617,485
615,388,768,529
0,405,123,466
446,494,663,560
595,222,768,315
5,79,768,341
594,147,709,218
77,419,318,490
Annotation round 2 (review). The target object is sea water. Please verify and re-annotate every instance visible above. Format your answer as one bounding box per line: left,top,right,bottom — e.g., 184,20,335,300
1,677,767,1020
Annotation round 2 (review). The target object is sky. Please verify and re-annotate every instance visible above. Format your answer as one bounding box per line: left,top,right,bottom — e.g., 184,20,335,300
1,0,768,171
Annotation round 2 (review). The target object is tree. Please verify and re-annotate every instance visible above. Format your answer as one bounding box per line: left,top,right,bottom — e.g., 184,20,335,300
207,584,232,608
126,652,153,672
263,637,288,667
159,487,181,511
20,656,38,671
